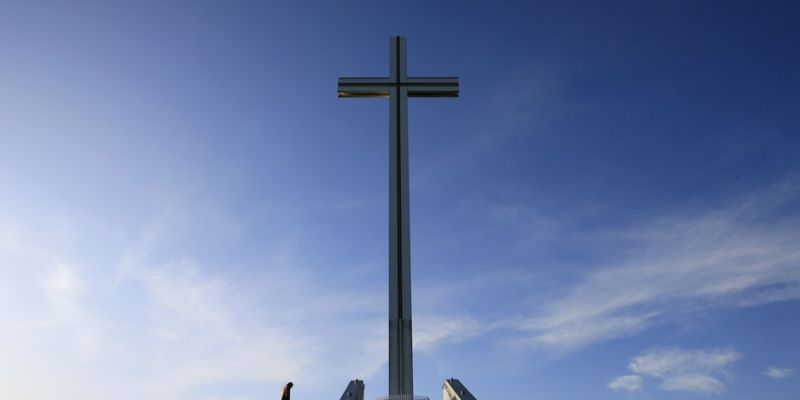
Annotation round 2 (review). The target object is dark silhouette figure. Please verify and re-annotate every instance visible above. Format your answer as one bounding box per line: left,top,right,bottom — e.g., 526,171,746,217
281,382,293,400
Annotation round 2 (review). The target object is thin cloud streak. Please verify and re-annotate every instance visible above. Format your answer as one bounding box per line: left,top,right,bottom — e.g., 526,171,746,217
607,374,642,392
413,314,484,352
629,348,740,378
509,179,800,351
609,347,740,395
659,373,724,395
764,366,793,379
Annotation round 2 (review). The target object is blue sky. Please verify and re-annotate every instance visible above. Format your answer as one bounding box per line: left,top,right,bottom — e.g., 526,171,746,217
1,1,799,399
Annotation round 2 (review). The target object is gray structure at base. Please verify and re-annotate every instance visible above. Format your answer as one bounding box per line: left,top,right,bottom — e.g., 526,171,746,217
442,379,476,400
339,380,365,400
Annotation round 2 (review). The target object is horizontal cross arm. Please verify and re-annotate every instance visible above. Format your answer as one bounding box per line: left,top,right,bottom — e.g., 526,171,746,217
406,77,458,97
404,77,459,85
338,77,459,98
338,77,392,98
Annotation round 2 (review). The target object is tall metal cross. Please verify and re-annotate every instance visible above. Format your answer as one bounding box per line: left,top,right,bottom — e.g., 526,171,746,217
338,36,458,397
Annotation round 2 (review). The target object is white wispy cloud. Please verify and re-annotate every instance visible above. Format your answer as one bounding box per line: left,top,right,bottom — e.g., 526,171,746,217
609,347,740,395
0,212,373,399
413,314,484,352
608,374,642,392
0,202,483,400
511,179,800,351
764,366,792,379
111,219,393,399
41,262,84,318
659,373,723,395
629,347,740,378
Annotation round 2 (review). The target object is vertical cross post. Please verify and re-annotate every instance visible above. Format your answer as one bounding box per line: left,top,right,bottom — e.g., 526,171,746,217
338,36,459,398
387,36,413,397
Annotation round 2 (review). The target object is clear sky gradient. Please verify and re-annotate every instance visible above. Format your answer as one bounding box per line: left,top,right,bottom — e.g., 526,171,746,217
1,1,799,399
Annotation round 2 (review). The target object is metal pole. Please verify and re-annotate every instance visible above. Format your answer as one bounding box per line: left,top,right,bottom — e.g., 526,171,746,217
388,36,414,397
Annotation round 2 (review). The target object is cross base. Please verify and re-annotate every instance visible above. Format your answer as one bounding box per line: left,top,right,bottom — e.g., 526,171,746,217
376,395,430,400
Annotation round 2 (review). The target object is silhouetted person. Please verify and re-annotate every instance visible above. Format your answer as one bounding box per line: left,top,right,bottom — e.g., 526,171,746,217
281,382,293,400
